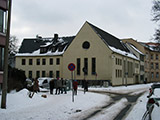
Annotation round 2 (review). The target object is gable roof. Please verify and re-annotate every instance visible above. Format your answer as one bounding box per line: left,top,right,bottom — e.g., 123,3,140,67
86,22,138,60
87,22,130,52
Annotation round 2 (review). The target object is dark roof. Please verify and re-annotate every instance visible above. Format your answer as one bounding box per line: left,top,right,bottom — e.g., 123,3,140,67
87,22,130,52
18,36,75,53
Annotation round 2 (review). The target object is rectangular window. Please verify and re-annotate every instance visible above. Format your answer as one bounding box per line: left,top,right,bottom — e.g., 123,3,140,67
42,58,46,65
29,71,32,79
0,9,6,33
77,58,80,75
140,65,144,71
42,71,46,77
49,71,53,77
36,59,40,65
56,58,60,65
84,58,88,75
151,72,154,79
22,59,26,65
151,63,154,69
92,58,96,75
156,72,159,78
156,63,159,69
151,54,153,60
29,59,33,65
0,46,4,71
128,61,133,77
36,71,40,78
56,71,60,78
50,58,53,65
156,54,159,60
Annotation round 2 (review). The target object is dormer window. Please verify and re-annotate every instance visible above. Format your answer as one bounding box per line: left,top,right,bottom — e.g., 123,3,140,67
52,46,57,52
40,47,47,54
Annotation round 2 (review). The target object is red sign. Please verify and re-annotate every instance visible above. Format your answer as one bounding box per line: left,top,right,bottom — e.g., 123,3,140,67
68,63,76,71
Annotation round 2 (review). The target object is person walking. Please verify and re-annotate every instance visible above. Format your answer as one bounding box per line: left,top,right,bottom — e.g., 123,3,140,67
84,80,88,94
73,80,78,95
49,79,54,94
29,78,39,98
55,78,62,95
61,78,67,94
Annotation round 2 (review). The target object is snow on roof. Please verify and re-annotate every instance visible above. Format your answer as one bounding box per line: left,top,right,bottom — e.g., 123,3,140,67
130,44,144,55
40,42,52,47
16,49,64,57
109,46,139,60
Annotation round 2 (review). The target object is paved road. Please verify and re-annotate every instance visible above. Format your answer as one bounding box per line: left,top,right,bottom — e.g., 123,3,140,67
77,88,148,120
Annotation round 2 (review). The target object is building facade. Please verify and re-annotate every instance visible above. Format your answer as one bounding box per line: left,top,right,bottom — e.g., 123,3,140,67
122,39,160,83
16,22,141,86
0,0,8,89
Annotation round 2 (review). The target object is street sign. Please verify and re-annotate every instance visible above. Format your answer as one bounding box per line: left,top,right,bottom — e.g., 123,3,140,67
68,63,76,71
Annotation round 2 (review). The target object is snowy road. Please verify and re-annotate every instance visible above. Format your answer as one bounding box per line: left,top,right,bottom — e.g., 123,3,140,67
0,84,150,120
71,88,148,120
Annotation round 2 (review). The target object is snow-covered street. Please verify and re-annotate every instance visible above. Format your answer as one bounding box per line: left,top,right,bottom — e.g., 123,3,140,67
0,84,152,120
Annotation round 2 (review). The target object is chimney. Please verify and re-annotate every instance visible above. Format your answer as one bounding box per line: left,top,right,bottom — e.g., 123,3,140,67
54,33,58,41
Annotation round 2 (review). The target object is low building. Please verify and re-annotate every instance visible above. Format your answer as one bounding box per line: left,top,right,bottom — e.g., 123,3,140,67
15,35,75,79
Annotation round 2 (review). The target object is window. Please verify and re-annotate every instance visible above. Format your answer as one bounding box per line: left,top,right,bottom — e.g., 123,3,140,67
36,59,40,65
49,71,53,77
29,59,33,65
42,58,46,65
156,72,159,78
36,71,40,78
0,9,6,33
128,61,133,77
56,71,60,78
29,71,32,79
0,46,4,71
115,69,122,78
140,65,144,71
140,55,144,62
22,59,26,65
56,58,60,65
42,71,46,77
151,63,154,69
82,41,90,49
77,58,80,75
92,58,96,75
50,58,53,65
84,58,88,75
156,54,159,60
151,72,154,79
151,54,153,60
156,63,159,69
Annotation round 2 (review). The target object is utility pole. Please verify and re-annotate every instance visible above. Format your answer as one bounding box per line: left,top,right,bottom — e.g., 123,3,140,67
1,0,12,109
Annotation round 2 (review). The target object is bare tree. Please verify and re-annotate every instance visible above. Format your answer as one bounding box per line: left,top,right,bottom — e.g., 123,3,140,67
8,35,18,67
151,0,160,43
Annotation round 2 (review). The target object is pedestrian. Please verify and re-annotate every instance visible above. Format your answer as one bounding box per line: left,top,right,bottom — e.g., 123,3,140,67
84,80,88,93
73,80,78,95
55,77,62,95
49,79,54,94
29,78,39,98
62,78,67,94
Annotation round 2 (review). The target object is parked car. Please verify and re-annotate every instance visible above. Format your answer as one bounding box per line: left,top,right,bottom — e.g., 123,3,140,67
143,83,160,120
38,77,53,89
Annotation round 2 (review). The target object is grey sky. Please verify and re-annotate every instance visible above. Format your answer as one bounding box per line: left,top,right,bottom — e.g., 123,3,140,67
11,0,156,45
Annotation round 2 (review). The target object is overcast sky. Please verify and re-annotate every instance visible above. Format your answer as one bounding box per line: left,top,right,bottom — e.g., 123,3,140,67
11,0,156,45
